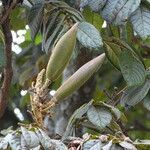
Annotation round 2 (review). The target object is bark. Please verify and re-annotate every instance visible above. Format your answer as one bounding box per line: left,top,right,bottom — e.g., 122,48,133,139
0,5,13,118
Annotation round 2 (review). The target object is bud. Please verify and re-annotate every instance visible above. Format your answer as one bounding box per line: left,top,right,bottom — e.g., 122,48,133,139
54,53,106,101
46,23,78,81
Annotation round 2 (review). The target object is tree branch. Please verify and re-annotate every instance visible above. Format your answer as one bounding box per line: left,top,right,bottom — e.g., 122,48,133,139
0,0,21,24
0,8,13,118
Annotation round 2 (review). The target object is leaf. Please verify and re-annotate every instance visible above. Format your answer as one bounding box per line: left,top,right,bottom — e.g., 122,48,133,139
63,100,93,140
119,50,146,86
130,6,150,38
46,140,68,150
143,94,150,111
121,78,150,107
83,140,104,150
36,129,67,150
109,144,123,150
42,1,83,53
101,0,141,25
80,0,107,12
134,140,150,150
104,37,135,70
87,106,112,129
21,127,39,148
104,42,120,70
82,7,104,30
77,22,103,50
102,140,113,150
6,132,21,150
0,138,8,150
119,141,137,150
28,2,44,40
35,129,51,149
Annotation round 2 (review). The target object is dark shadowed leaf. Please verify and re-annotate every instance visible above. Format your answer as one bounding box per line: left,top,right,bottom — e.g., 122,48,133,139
63,100,93,140
121,78,150,107
119,50,146,86
143,94,150,111
28,2,44,40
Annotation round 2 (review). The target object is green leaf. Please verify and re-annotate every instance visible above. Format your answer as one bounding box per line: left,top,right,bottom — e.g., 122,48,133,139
77,22,103,50
101,0,141,25
130,6,150,38
63,100,93,140
87,106,112,129
82,7,104,30
104,42,120,70
119,50,146,86
10,7,26,31
28,2,44,40
121,78,150,107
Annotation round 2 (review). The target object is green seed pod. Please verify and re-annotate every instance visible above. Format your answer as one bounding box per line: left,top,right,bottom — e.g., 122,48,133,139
46,23,78,81
54,53,106,101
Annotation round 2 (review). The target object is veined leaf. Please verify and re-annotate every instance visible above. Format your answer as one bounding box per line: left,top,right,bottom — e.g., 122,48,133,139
119,50,146,86
101,0,141,25
80,0,107,12
130,6,150,38
104,42,120,69
121,77,150,107
77,22,103,50
87,106,112,129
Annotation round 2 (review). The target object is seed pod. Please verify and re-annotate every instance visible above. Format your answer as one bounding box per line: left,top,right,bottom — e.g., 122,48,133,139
54,53,106,101
46,23,78,81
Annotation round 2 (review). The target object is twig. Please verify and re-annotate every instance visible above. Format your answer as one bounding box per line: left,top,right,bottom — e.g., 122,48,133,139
107,86,127,106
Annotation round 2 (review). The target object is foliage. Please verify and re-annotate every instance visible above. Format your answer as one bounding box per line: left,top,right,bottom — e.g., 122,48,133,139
0,0,150,150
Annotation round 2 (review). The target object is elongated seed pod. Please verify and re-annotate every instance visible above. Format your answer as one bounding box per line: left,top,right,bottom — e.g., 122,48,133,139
46,23,78,81
54,53,106,101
